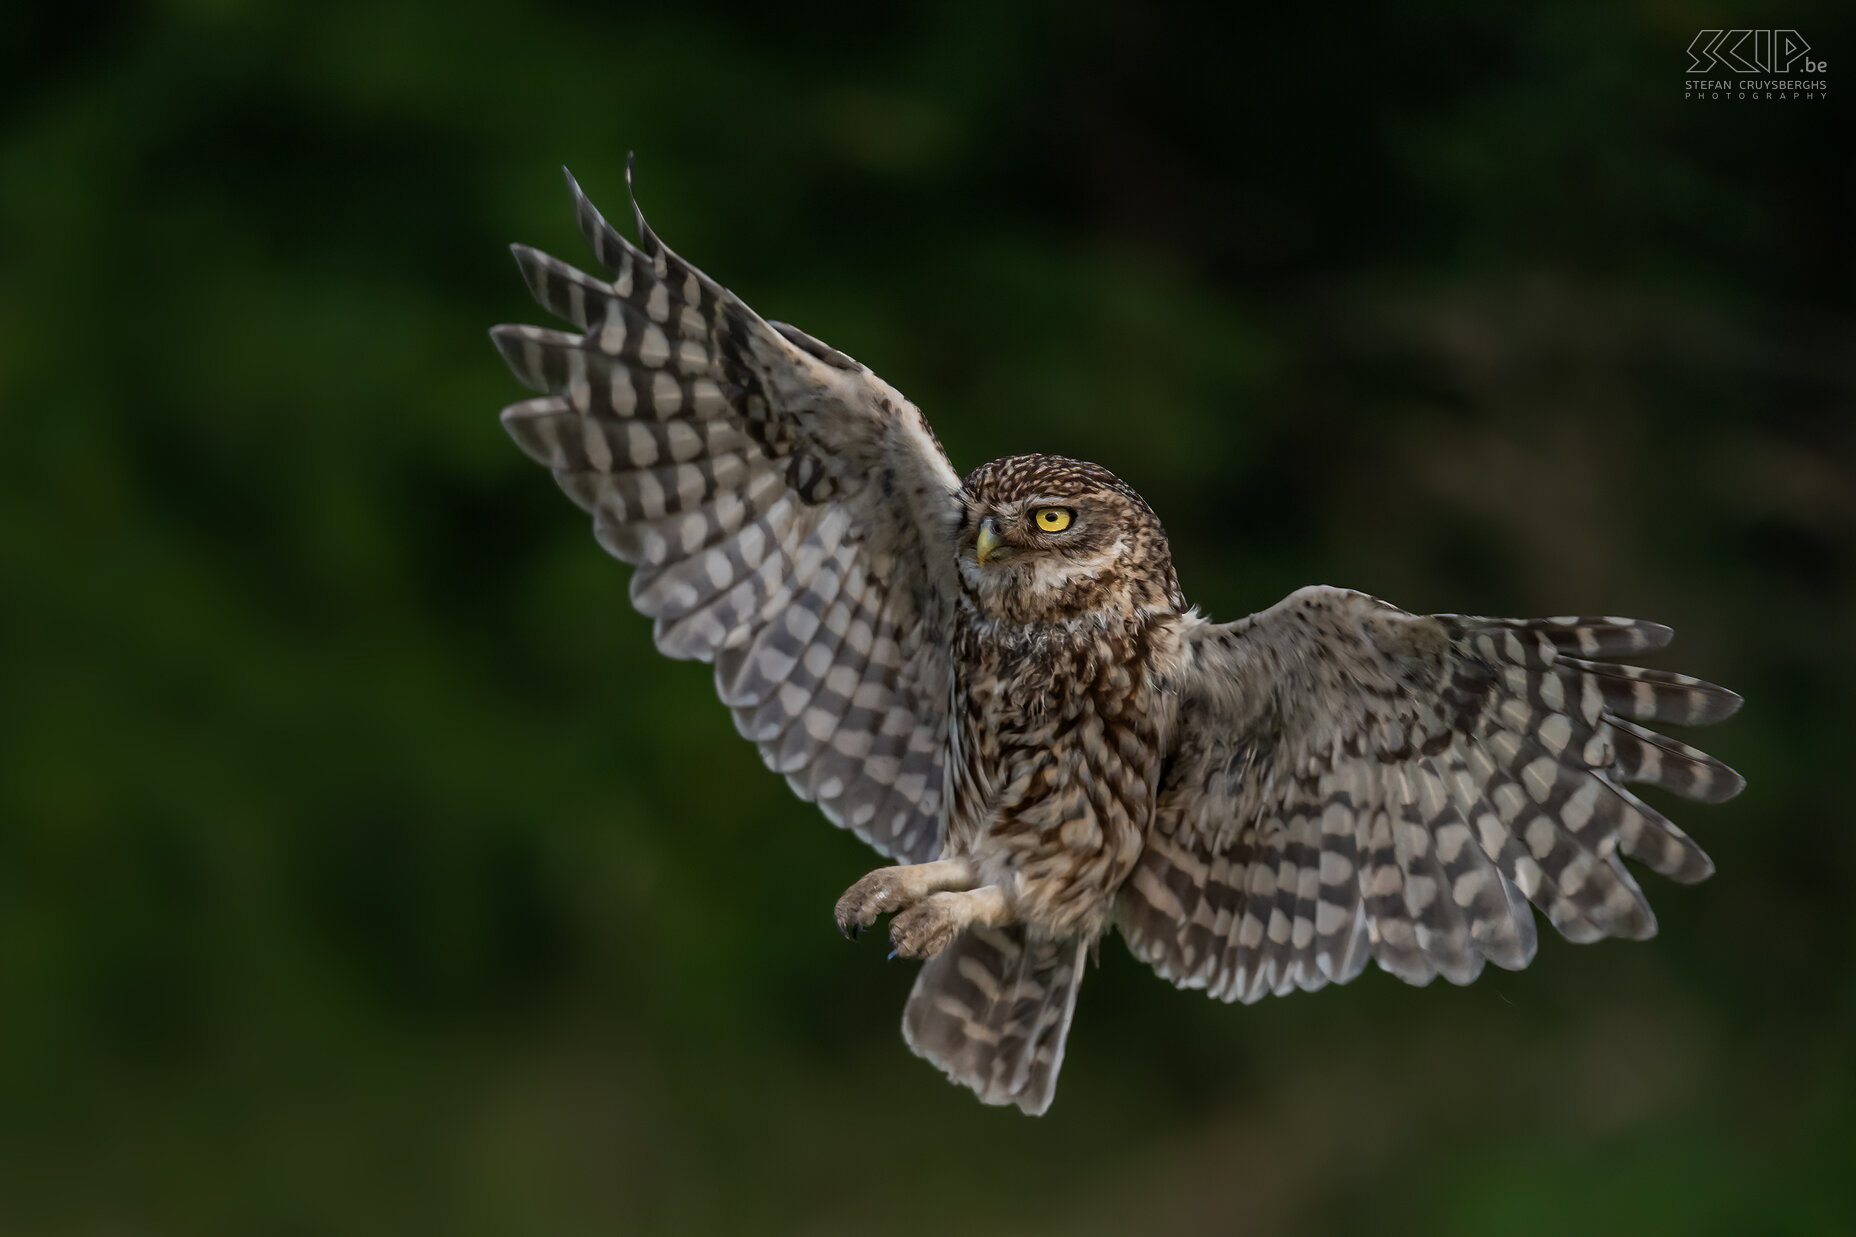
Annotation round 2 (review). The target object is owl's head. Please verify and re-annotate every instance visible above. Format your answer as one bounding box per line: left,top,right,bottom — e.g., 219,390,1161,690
956,454,1183,624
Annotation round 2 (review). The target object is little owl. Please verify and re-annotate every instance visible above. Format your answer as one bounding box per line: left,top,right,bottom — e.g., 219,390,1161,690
490,162,1743,1115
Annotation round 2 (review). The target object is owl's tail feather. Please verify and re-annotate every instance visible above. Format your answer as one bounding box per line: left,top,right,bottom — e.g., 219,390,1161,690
901,924,1086,1116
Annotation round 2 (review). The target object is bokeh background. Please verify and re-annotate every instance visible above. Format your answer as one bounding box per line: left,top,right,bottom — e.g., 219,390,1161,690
4,2,1853,1233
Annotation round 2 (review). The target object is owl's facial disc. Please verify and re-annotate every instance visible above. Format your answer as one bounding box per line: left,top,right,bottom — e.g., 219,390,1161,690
959,493,1128,620
970,496,1095,564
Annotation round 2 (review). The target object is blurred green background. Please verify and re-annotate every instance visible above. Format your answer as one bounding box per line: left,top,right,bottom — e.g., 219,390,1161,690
4,2,1853,1233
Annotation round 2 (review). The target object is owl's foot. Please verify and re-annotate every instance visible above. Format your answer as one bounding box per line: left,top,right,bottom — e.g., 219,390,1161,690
835,858,975,940
889,886,1011,959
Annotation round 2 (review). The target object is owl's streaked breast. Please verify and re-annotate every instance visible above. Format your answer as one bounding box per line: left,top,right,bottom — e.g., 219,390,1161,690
943,608,1184,938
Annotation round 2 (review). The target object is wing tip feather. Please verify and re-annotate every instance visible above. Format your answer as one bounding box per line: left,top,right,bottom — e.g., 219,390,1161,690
1708,764,1748,803
488,323,547,391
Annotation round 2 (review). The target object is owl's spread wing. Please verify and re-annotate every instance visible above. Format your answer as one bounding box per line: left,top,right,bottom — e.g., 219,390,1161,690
491,164,963,864
1119,586,1743,1002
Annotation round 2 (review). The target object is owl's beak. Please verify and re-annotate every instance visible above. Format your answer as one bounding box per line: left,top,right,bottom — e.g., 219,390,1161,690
976,518,1008,564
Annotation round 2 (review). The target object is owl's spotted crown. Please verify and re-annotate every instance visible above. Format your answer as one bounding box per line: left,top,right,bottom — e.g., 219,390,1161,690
962,453,1146,507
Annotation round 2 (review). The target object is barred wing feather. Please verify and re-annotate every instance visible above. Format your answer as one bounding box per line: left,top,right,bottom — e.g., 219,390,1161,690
491,162,963,864
1120,586,1743,1002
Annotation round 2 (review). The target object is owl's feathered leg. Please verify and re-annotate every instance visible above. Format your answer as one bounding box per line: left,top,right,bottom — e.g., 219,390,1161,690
834,858,975,939
889,885,1011,958
902,926,1086,1116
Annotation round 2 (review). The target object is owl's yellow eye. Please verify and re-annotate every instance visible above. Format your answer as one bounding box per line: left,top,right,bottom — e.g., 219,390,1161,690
1033,507,1074,533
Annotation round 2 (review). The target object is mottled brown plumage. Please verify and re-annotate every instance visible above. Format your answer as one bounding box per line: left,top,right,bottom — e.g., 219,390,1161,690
492,163,1745,1115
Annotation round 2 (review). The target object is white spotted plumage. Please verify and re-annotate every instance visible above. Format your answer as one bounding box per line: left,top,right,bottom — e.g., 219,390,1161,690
495,160,961,864
1117,589,1742,1003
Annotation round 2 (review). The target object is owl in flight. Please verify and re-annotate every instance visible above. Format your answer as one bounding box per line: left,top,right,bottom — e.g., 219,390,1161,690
491,161,1743,1115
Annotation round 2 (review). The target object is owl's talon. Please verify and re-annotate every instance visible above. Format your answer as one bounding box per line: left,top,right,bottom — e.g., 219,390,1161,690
835,873,893,939
888,896,965,960
835,860,972,941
